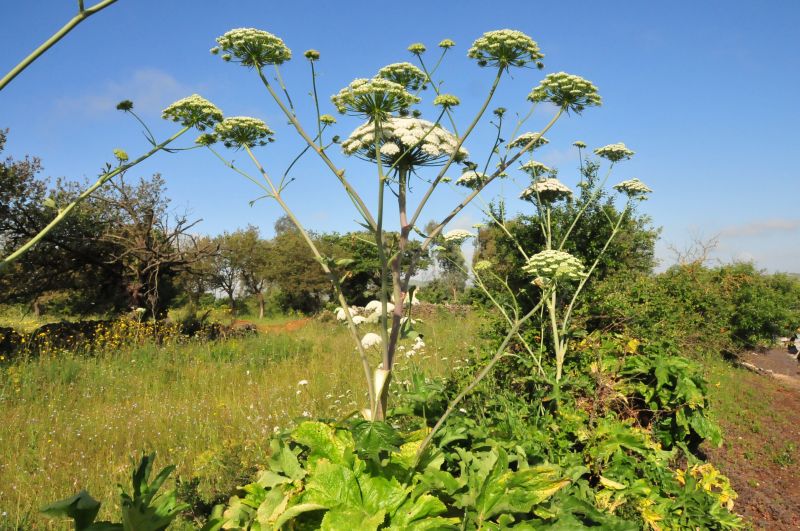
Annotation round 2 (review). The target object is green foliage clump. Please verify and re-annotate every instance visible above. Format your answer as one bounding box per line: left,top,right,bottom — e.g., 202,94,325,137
201,333,740,530
42,454,187,530
585,261,800,352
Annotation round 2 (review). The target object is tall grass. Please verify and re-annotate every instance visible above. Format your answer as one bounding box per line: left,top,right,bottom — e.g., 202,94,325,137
0,311,479,528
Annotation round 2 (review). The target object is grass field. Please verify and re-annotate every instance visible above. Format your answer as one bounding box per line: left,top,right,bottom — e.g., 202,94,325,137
0,310,481,529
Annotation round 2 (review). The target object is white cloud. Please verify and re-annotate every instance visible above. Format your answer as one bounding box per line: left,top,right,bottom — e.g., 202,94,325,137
719,218,800,238
56,68,200,117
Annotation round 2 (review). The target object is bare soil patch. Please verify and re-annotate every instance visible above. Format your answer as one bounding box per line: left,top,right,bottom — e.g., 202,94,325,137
707,349,800,529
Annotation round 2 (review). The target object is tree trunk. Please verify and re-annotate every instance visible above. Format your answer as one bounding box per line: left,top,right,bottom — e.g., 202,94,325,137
257,292,265,319
227,289,236,315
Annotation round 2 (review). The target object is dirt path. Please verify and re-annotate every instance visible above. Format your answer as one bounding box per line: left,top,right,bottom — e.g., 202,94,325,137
231,318,311,334
741,348,800,389
707,349,800,529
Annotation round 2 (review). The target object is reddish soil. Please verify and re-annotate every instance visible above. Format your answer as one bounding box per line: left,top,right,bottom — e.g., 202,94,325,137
231,318,311,334
707,349,800,530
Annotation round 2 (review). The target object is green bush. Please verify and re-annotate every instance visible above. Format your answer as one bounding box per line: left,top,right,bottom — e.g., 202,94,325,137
584,262,800,354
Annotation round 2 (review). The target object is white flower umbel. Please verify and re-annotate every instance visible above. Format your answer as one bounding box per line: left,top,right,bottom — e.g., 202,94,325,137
334,307,351,321
433,94,460,109
376,62,427,91
364,300,383,313
613,178,652,198
519,160,553,177
351,315,367,325
341,117,466,168
331,78,419,119
507,133,549,152
214,28,291,67
443,229,475,244
161,94,223,131
468,29,544,68
594,142,634,163
520,178,572,202
361,332,383,349
214,116,274,149
528,72,602,114
523,250,586,282
455,170,488,189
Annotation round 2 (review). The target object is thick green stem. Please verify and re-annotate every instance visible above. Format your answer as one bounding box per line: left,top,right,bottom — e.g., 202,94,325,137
372,123,393,420
420,107,564,250
558,163,614,250
409,67,504,229
547,290,566,381
255,66,377,231
416,54,459,136
309,60,323,143
0,0,118,91
1,126,188,269
560,203,631,335
415,298,546,462
243,145,376,411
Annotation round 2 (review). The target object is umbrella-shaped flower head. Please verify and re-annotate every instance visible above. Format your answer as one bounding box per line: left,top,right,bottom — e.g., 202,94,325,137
528,72,601,114
468,29,544,68
214,28,292,67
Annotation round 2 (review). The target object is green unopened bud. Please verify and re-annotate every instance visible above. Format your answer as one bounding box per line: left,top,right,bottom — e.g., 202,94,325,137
433,94,460,108
304,49,320,60
116,100,134,111
195,133,217,146
408,42,426,55
113,148,129,162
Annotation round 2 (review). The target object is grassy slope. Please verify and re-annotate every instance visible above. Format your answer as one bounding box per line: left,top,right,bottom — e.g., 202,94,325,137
704,356,800,529
0,312,480,529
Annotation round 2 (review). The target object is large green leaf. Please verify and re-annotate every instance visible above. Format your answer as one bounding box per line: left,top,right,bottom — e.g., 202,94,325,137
350,419,404,461
320,506,386,530
387,493,458,530
292,421,354,466
267,438,306,481
302,460,363,509
119,455,189,531
40,491,102,530
456,448,570,525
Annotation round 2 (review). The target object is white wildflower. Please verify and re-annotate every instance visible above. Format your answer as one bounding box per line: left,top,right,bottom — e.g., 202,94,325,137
518,160,552,176
214,116,274,148
361,332,383,349
443,229,475,244
520,178,572,202
342,117,466,168
161,94,223,131
508,133,549,152
613,178,652,198
594,142,634,162
331,78,419,118
214,28,291,67
528,72,602,114
523,250,586,282
468,29,544,68
376,62,427,91
455,170,488,189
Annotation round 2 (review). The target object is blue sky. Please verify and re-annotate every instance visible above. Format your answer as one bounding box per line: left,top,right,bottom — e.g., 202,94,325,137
1,1,799,272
